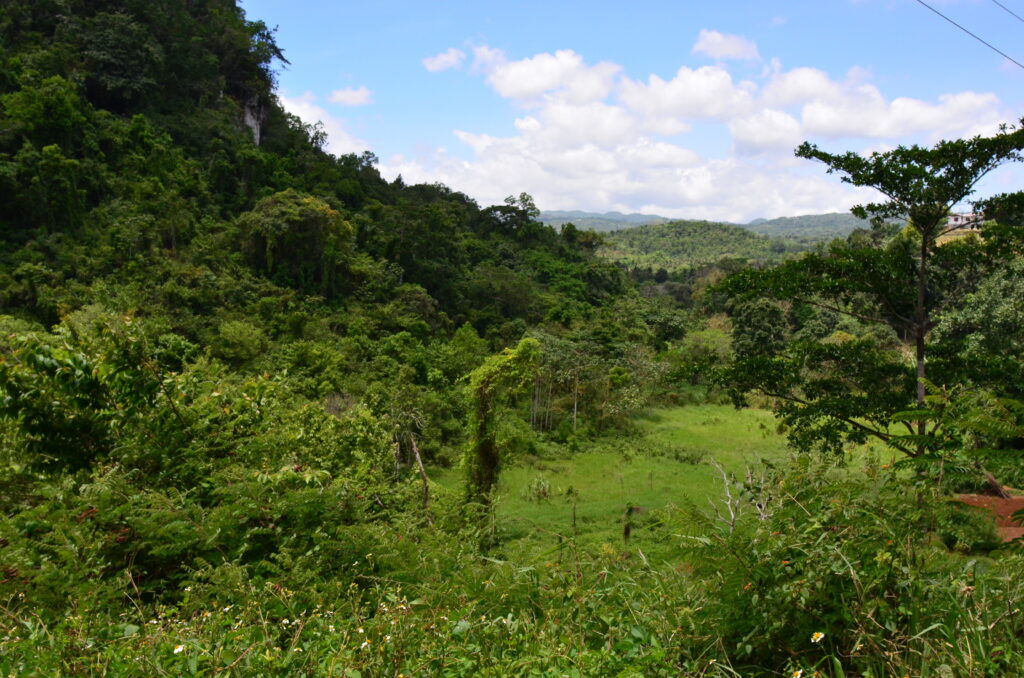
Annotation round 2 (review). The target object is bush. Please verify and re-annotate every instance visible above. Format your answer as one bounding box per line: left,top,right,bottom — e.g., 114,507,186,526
211,319,266,364
679,455,1024,676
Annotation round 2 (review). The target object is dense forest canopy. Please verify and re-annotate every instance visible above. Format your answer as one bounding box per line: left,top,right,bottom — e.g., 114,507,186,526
3,2,1024,676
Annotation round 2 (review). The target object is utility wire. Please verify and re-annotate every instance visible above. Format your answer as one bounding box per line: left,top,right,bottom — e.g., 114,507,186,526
991,0,1024,25
914,0,1024,71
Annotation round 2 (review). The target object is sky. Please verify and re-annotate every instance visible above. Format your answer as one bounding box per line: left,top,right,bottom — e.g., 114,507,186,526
239,0,1024,222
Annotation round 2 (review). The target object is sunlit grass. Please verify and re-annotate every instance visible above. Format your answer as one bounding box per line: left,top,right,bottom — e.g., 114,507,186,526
491,405,794,561
431,404,897,563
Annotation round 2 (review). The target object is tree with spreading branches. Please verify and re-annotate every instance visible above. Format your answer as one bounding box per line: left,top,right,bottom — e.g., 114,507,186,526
718,123,1024,461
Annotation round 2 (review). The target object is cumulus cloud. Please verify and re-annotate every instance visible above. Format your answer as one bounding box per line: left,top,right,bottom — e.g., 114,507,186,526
801,89,1003,139
279,92,368,156
382,142,873,223
472,47,620,104
692,29,761,61
763,67,843,107
729,109,802,154
619,65,755,121
329,85,373,106
378,44,1008,222
423,47,466,72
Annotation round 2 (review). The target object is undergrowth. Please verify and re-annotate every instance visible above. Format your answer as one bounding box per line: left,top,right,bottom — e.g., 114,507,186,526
3,451,1022,676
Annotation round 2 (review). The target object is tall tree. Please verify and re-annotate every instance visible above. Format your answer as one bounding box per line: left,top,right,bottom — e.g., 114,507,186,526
720,123,1024,457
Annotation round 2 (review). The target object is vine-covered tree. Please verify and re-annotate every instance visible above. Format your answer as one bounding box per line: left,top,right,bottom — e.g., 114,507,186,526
465,338,540,506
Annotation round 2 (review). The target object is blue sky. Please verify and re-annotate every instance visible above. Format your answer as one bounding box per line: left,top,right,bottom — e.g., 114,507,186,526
240,0,1024,221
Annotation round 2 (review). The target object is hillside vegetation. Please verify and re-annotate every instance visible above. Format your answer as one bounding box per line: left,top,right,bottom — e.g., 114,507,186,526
542,209,867,243
600,219,807,271
746,211,868,241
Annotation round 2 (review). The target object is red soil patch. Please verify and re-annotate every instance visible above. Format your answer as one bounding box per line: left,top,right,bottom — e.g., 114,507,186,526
955,494,1024,542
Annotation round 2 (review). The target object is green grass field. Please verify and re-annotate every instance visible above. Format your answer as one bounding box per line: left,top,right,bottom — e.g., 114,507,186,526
457,405,797,561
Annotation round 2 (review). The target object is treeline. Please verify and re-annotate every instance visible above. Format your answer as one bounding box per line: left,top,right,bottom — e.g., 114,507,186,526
745,211,868,241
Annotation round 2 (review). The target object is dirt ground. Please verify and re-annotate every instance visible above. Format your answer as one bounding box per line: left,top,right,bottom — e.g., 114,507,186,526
956,494,1024,542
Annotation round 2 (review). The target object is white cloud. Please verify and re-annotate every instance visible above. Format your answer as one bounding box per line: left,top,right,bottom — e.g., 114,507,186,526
729,109,802,154
377,44,1009,222
329,85,373,107
760,66,1005,141
692,29,761,61
763,67,843,107
619,65,754,121
279,92,369,156
423,47,466,72
473,47,620,104
382,142,874,223
801,89,1003,139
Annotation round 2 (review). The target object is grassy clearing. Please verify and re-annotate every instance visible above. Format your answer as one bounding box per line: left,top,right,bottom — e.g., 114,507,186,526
430,405,898,563
484,405,795,561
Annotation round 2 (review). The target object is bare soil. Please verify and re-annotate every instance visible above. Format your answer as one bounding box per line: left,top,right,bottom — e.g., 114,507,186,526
956,494,1024,542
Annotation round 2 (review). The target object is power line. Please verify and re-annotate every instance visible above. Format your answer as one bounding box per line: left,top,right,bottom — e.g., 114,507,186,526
914,0,1024,71
991,0,1024,25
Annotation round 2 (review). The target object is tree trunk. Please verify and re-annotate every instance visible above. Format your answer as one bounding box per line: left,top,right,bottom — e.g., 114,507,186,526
572,373,578,433
545,379,553,431
530,377,539,428
409,434,433,524
915,235,929,457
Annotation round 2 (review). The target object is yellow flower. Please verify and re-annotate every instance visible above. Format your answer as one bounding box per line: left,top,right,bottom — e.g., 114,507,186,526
811,631,825,643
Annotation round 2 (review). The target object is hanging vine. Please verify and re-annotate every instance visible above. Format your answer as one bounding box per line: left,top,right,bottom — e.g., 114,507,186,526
464,338,540,506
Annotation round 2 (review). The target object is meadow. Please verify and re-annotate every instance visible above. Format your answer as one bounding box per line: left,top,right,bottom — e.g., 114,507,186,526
483,406,793,560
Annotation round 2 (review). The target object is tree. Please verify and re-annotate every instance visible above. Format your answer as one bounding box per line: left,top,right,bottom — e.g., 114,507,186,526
719,123,1024,458
236,189,355,297
464,338,540,506
932,255,1024,399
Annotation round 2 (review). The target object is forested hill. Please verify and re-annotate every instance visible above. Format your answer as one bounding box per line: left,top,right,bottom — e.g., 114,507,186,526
7,2,1024,675
542,209,867,242
0,0,691,634
746,212,868,241
599,219,807,271
0,0,685,549
0,1,634,344
539,210,670,231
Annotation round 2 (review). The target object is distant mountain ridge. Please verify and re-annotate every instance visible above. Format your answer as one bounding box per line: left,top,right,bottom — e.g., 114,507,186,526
540,209,867,241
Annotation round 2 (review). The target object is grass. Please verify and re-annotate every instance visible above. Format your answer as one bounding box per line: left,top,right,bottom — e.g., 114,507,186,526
465,405,796,561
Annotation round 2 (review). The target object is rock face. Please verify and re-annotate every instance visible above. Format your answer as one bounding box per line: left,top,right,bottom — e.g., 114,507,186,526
244,96,263,145
956,494,1024,542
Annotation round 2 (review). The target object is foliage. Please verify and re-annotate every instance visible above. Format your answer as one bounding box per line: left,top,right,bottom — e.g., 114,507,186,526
718,126,1024,458
746,211,871,241
465,338,541,505
682,454,1024,676
235,189,355,297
